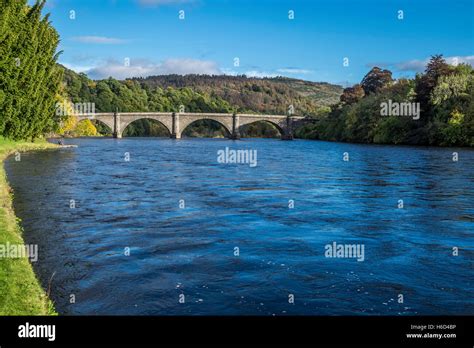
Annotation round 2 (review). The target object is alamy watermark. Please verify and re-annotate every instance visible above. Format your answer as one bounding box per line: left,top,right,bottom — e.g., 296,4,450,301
0,242,38,262
325,242,365,262
380,99,420,120
217,147,257,167
18,322,55,341
55,101,95,117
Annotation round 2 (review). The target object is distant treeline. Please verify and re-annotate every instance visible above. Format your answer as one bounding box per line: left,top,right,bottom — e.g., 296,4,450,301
296,55,474,147
61,67,342,137
0,0,62,140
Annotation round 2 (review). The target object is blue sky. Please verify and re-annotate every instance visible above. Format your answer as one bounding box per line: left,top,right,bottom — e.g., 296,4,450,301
38,0,473,85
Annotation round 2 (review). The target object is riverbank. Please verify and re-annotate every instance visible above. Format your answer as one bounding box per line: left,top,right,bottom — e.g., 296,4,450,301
0,137,58,315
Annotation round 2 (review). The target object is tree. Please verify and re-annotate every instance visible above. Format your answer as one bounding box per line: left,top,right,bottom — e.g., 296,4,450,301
340,84,365,104
360,67,393,95
0,0,62,140
431,72,470,106
415,54,451,116
56,93,77,136
296,61,472,147
74,119,97,136
426,54,451,80
429,64,473,145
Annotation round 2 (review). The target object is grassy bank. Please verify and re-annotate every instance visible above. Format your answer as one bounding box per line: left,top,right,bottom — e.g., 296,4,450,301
0,137,58,315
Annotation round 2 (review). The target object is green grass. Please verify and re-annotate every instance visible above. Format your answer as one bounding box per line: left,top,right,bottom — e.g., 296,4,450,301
0,137,58,315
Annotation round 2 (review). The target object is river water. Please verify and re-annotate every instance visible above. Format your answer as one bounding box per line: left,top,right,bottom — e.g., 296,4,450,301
5,138,474,315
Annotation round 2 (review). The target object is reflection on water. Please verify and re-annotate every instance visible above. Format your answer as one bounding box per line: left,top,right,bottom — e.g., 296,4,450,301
5,138,474,315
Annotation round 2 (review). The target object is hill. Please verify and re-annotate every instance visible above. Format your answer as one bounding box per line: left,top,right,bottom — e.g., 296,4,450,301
130,74,342,116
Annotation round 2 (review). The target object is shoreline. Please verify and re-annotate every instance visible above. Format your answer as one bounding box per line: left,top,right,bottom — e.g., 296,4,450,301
58,135,474,149
0,138,58,315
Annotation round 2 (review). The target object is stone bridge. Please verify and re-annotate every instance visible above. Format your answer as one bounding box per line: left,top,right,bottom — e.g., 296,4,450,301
76,112,308,140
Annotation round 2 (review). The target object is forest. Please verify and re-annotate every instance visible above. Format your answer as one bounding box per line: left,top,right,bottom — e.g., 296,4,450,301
296,56,474,147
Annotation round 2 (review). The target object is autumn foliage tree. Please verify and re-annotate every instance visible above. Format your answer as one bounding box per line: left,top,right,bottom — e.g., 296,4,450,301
360,67,393,95
340,84,365,104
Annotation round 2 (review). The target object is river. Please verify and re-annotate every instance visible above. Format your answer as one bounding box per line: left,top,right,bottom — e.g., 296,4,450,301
5,138,474,315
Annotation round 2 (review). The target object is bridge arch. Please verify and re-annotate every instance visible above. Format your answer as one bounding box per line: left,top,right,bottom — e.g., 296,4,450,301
238,119,284,138
121,118,172,137
119,115,173,138
89,119,113,135
178,117,232,138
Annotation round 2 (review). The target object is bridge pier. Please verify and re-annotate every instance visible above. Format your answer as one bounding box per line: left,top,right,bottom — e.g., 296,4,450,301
230,113,240,140
113,111,122,138
281,115,294,140
170,112,181,139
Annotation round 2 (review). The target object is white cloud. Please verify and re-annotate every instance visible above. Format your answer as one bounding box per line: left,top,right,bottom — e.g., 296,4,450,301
65,59,318,80
220,68,238,76
395,55,474,72
276,68,313,74
446,55,474,66
84,58,221,79
159,58,220,75
62,63,96,73
71,36,128,44
221,69,279,78
395,59,428,73
243,70,279,78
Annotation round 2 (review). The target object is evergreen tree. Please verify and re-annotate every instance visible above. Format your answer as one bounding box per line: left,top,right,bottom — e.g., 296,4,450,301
0,0,62,140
